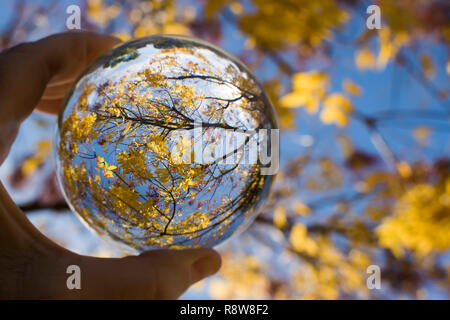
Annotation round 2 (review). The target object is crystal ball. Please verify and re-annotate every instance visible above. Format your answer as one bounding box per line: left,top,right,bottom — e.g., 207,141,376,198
56,35,277,251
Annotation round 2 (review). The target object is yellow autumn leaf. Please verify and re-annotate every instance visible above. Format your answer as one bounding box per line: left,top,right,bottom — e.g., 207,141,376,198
123,122,132,135
37,140,52,155
413,126,431,144
293,200,311,216
280,71,328,114
292,71,329,92
377,42,394,70
87,0,120,28
355,48,376,70
112,31,131,42
21,139,52,177
279,92,309,108
349,249,371,268
96,155,105,167
376,28,409,70
337,134,354,158
343,79,362,96
280,93,320,113
273,205,287,229
320,93,354,127
21,158,41,177
104,170,114,178
377,182,450,258
134,25,155,38
162,22,189,35
396,161,412,179
229,1,243,15
420,54,435,79
290,223,318,256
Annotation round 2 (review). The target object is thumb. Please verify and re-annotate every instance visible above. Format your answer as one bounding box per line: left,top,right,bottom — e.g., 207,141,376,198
77,248,221,299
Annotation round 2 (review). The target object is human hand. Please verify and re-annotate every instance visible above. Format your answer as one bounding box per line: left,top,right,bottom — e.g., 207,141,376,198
0,32,221,299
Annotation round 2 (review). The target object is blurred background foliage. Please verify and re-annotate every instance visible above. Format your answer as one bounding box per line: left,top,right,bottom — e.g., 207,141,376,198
0,0,449,299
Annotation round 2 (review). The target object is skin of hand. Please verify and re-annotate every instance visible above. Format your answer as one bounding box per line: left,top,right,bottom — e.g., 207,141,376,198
0,31,221,299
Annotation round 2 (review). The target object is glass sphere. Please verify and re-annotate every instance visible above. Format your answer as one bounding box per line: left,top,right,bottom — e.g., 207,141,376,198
56,35,277,252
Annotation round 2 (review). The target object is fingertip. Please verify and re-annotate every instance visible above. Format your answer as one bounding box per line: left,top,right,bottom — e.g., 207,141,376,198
86,32,123,51
190,248,222,283
139,248,222,282
0,31,124,122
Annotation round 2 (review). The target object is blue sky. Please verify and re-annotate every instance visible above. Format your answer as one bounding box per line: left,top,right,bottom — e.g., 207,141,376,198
0,0,449,299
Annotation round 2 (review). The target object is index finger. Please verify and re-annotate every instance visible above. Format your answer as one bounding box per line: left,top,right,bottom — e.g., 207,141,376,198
0,31,121,121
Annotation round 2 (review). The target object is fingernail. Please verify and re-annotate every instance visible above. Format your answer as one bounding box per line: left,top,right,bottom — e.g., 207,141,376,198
191,251,221,283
